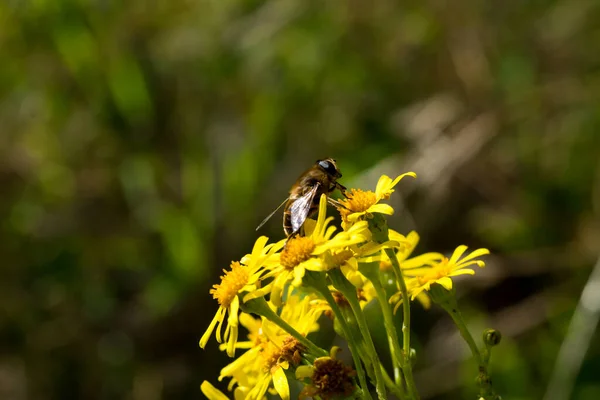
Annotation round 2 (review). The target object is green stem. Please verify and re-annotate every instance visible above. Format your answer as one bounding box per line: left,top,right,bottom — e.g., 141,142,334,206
381,363,406,399
359,262,405,394
240,297,326,357
384,248,419,399
449,308,483,364
329,268,387,400
432,288,495,399
304,272,373,400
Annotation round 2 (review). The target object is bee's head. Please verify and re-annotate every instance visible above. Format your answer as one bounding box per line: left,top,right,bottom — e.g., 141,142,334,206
316,158,342,179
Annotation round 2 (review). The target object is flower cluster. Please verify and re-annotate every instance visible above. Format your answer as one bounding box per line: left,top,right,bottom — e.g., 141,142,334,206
200,173,497,400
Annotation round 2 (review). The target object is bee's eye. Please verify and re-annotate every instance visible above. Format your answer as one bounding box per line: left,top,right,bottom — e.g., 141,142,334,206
318,160,337,175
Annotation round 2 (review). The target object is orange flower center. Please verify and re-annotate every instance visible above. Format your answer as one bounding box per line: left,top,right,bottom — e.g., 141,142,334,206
415,258,450,285
280,236,316,269
260,342,282,373
337,189,377,221
209,262,249,308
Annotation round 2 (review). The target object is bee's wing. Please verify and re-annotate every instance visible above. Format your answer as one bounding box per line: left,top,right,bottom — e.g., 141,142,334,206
289,183,320,234
256,197,289,231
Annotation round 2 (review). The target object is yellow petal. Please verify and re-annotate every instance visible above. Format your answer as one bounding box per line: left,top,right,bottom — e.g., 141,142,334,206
367,203,394,215
251,236,269,259
225,298,240,357
375,175,393,197
455,260,485,270
437,277,454,290
242,282,273,303
448,245,469,265
303,218,317,236
314,194,328,235
201,381,230,400
415,292,431,309
234,387,249,400
376,172,417,199
301,258,326,272
272,366,290,400
388,229,407,243
295,365,314,379
347,211,367,222
409,286,426,300
449,269,475,276
292,266,306,286
324,224,338,241
341,265,366,288
456,248,490,265
200,310,223,348
219,347,259,378
215,306,229,343
401,253,444,270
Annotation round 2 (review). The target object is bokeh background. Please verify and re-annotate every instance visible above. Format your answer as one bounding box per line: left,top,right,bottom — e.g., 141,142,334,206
1,1,600,399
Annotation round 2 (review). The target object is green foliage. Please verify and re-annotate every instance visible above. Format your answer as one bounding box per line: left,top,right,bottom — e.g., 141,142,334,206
1,0,599,399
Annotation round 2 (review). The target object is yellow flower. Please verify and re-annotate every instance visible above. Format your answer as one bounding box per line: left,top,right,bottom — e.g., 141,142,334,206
258,195,370,307
200,236,282,357
213,294,323,400
404,245,490,300
336,172,416,228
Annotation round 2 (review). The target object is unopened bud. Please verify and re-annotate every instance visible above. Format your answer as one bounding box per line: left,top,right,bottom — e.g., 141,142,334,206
409,348,417,366
483,329,502,347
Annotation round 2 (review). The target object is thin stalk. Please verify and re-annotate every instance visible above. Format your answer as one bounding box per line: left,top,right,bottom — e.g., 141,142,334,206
329,269,387,400
359,262,405,393
445,307,483,364
304,272,373,400
433,291,495,399
381,364,406,399
384,248,419,399
321,290,374,400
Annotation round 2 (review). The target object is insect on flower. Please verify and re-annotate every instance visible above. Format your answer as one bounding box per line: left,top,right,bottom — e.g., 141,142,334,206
256,158,347,237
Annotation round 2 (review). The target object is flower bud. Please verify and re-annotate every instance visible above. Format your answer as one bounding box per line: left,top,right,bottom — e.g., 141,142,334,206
483,329,502,347
409,347,417,366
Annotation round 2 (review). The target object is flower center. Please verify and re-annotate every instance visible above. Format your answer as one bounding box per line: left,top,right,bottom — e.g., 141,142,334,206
280,336,306,366
337,189,377,221
311,357,356,398
209,261,249,308
280,236,316,269
416,261,450,285
260,342,282,372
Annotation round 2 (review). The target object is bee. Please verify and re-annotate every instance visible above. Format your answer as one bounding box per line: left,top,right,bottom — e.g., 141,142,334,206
256,158,347,237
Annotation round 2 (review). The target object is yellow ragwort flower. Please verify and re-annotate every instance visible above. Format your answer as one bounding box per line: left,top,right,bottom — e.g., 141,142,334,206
210,294,323,400
259,194,370,307
336,172,416,228
200,236,283,357
404,245,490,300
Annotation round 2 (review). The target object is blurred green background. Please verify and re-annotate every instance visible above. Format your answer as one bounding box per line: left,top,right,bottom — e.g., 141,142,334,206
1,1,600,399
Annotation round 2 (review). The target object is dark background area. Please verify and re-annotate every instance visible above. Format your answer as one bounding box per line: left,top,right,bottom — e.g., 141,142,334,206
1,1,599,399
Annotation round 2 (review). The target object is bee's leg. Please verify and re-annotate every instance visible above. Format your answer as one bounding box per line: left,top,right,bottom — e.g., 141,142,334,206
335,182,348,197
327,197,348,209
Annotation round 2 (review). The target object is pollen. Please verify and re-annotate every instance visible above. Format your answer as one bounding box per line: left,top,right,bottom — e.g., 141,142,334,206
280,336,306,366
281,236,316,269
308,356,356,399
337,189,377,220
209,261,249,308
260,342,282,373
